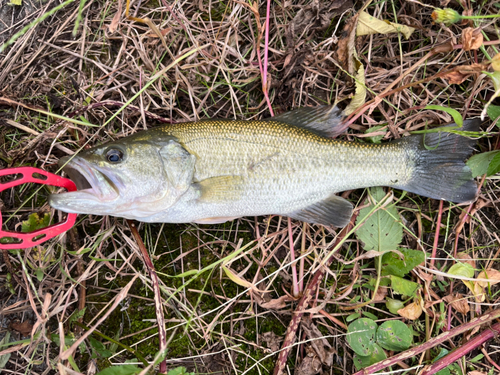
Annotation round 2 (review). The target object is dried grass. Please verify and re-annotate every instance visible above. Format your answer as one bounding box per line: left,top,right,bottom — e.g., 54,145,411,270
1,0,499,374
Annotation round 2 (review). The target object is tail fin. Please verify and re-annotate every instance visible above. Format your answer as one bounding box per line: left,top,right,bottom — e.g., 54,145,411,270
396,119,480,203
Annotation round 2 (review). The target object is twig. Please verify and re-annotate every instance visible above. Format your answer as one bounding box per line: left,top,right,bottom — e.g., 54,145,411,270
273,216,356,375
420,322,500,375
127,220,168,374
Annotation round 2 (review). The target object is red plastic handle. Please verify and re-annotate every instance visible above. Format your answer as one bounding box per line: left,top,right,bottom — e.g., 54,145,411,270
0,167,77,249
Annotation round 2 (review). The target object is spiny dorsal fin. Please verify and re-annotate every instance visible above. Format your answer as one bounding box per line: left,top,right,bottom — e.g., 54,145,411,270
286,194,353,228
264,105,346,138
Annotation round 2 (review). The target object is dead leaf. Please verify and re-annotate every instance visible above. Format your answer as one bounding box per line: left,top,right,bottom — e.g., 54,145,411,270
146,28,173,38
357,11,415,39
259,295,293,310
335,13,359,76
301,317,336,366
108,0,122,33
397,301,423,320
443,293,470,314
286,0,353,48
10,321,33,336
468,371,487,375
457,252,475,268
294,346,323,375
343,62,365,116
476,269,500,288
441,63,485,85
262,331,282,352
462,28,483,51
373,286,388,301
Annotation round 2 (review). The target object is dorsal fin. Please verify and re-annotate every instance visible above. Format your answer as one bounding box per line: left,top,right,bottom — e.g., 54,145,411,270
286,194,353,228
264,105,347,138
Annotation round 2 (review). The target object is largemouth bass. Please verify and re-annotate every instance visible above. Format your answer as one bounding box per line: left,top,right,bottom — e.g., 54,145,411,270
49,106,479,227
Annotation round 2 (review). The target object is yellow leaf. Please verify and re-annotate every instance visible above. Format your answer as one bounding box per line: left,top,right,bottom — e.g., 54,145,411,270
357,11,415,39
476,269,500,288
343,62,366,116
222,265,256,291
397,301,422,320
10,0,22,4
492,53,500,72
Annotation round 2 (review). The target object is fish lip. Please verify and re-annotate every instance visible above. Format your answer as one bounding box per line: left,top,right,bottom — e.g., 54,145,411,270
59,156,119,201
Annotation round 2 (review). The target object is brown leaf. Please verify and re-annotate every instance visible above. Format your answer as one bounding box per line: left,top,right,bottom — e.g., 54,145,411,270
335,13,359,76
457,252,475,268
476,269,500,288
294,346,323,375
10,320,33,336
397,301,423,320
462,28,483,51
262,331,282,352
373,286,388,301
108,0,122,33
298,317,336,372
443,293,470,315
441,63,485,85
259,295,293,310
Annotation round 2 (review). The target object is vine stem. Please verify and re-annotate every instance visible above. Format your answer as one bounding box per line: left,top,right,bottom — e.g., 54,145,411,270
420,322,500,375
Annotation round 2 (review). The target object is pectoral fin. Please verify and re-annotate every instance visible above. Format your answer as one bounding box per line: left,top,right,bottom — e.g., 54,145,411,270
287,194,353,228
197,175,245,202
159,140,196,191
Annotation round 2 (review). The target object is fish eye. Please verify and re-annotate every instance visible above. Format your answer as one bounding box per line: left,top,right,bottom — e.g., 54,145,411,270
106,148,124,163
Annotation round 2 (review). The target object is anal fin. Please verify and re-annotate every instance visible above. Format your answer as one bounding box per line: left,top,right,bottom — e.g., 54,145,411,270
286,194,353,228
194,216,241,224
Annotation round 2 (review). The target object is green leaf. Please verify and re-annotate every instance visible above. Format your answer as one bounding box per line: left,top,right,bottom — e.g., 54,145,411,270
353,343,386,370
89,337,113,358
448,262,474,278
166,367,195,375
346,318,378,356
376,320,413,351
35,268,44,282
362,311,378,320
0,332,11,369
390,275,420,297
347,313,361,322
424,105,463,127
487,152,500,176
381,249,426,277
21,213,50,233
487,104,500,122
386,298,404,314
95,365,142,375
467,150,500,177
364,125,385,144
355,187,403,253
466,150,500,178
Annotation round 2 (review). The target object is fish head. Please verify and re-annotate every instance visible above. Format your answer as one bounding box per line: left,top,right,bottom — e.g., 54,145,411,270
49,136,196,218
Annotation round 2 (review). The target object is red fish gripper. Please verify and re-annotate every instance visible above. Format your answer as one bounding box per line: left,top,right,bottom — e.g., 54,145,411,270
0,167,77,249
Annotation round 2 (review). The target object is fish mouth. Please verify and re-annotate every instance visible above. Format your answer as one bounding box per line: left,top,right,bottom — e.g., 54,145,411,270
49,156,120,214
